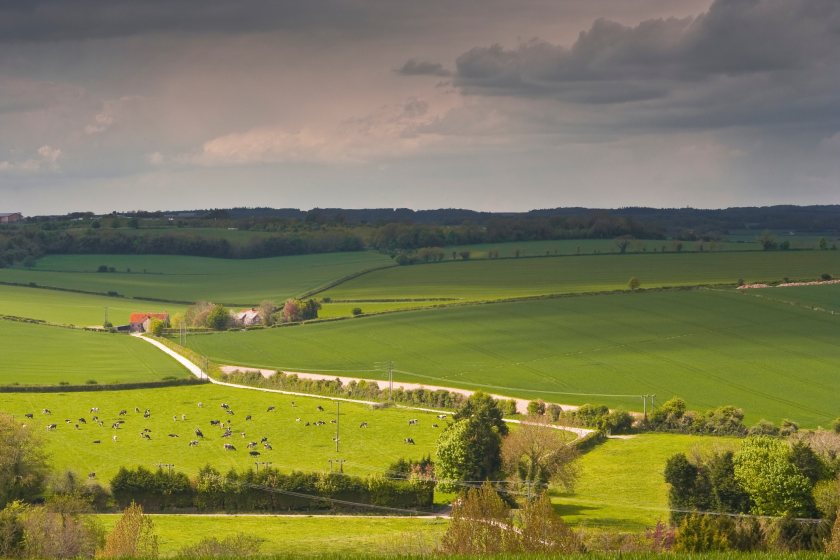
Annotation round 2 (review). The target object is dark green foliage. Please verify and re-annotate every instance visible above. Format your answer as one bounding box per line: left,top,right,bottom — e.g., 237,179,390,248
749,419,780,436
773,515,831,551
110,467,194,511
112,465,433,513
664,451,751,522
206,304,230,330
453,391,508,436
790,441,828,485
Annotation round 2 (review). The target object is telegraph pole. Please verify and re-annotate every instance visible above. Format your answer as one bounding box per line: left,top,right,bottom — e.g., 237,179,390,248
335,401,340,453
375,361,394,401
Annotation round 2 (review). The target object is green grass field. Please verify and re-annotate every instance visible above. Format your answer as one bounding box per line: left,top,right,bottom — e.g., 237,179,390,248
0,252,394,305
318,250,840,302
446,238,760,259
96,514,447,557
557,434,739,531
184,288,840,426
0,384,441,482
0,284,187,326
0,320,188,385
737,283,840,314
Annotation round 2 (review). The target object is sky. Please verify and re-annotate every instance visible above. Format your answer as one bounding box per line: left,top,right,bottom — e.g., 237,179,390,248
1,0,839,215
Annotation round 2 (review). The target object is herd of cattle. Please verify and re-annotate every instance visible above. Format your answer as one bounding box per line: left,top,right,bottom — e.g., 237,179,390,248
30,402,450,455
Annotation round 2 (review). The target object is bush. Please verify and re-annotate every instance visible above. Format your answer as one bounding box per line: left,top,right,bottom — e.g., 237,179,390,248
178,533,264,558
821,273,832,281
527,400,546,416
351,307,363,316
100,502,158,558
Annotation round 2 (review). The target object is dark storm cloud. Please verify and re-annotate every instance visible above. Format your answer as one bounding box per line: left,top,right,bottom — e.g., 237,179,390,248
396,59,451,77
453,0,840,103
0,0,374,42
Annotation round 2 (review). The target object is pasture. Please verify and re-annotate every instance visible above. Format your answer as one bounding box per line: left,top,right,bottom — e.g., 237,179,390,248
557,434,739,531
0,284,187,326
318,250,840,302
0,251,394,305
445,238,760,259
96,514,447,557
185,288,840,426
0,320,188,385
0,384,441,482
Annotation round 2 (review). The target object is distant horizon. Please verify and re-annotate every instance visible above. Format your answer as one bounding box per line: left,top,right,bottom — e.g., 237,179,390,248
10,202,840,219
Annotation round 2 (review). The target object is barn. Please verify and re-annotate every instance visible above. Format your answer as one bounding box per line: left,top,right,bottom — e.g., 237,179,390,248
128,312,170,333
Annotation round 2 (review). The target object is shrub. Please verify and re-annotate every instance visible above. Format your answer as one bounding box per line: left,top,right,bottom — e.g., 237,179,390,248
527,400,546,416
100,502,158,558
351,307,363,316
674,514,732,552
821,273,832,281
178,533,264,558
85,379,98,385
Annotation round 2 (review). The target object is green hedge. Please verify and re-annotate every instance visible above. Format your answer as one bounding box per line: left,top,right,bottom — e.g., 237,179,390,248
0,377,208,393
111,465,434,513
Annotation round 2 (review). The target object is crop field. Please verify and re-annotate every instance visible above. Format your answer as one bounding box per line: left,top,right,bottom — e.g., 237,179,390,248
0,384,441,482
445,238,760,259
0,320,188,385
318,250,840,302
96,514,447,557
737,283,840,314
557,434,739,531
185,288,840,426
0,284,188,326
0,251,394,305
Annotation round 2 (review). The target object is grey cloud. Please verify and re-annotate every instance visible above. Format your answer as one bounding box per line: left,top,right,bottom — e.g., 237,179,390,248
454,0,840,99
396,59,451,77
0,0,375,42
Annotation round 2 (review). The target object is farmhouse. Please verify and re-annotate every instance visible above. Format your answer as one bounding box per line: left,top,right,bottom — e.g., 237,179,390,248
0,212,23,224
235,308,261,326
128,312,170,333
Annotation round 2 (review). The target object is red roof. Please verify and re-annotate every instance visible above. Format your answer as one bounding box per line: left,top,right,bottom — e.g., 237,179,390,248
129,312,169,324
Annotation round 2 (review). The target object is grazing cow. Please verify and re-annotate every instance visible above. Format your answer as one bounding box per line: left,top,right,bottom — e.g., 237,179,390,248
88,473,96,479
92,415,99,421
260,437,268,443
181,414,187,421
143,409,151,419
119,409,127,416
78,418,86,424
141,433,151,440
247,441,258,449
221,403,229,409
112,422,120,429
437,414,447,420
359,422,368,428
240,432,246,438
112,435,118,442
195,428,204,438
408,419,418,425
330,419,336,424
245,415,252,421
142,428,151,433
173,415,178,422
226,409,235,415
75,424,80,430
168,433,179,438
47,424,57,431
65,419,72,423
305,422,310,427
432,424,439,428
188,440,199,446
42,409,51,415
223,443,236,451
222,428,232,438
135,407,140,413
210,420,221,426
295,418,301,422
117,419,126,424
404,437,415,445
25,413,34,419
197,402,203,408
291,401,296,407
263,443,272,450
90,407,99,413
267,406,275,412
249,451,260,456
93,440,101,444
317,405,324,412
